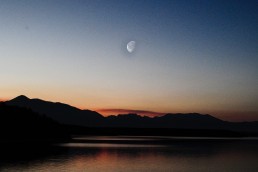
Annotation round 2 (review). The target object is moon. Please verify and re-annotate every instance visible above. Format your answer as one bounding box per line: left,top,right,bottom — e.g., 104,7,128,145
127,41,136,53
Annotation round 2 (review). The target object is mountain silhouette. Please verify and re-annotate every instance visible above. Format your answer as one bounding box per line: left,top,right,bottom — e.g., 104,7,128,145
6,95,104,127
6,95,258,133
103,113,231,130
0,102,70,143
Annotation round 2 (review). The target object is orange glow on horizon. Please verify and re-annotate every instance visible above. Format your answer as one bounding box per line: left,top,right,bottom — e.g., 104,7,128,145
96,109,166,117
0,98,7,102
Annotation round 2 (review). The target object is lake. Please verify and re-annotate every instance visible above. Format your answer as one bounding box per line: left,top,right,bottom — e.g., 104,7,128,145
1,136,258,172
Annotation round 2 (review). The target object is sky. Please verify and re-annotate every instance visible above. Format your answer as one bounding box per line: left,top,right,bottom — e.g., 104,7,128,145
0,0,257,121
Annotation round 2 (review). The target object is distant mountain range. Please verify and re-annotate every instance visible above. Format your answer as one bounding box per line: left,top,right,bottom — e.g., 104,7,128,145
6,95,258,133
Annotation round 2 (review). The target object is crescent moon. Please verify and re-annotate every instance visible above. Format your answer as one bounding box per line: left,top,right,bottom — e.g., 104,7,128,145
127,41,136,53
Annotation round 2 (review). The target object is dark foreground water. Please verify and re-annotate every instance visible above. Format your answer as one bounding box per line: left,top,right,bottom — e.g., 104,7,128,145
1,136,258,172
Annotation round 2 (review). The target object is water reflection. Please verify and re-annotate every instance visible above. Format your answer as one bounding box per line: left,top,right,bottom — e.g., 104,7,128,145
1,137,258,172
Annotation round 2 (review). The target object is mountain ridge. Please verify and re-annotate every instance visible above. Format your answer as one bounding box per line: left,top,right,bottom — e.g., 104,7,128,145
6,95,104,127
5,95,258,132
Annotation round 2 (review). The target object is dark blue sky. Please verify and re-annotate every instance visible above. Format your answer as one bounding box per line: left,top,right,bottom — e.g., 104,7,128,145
0,0,257,121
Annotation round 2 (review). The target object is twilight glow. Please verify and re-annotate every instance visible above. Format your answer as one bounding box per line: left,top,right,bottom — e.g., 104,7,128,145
0,0,257,121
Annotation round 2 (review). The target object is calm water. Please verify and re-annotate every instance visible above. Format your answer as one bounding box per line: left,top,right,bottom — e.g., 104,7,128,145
1,136,258,172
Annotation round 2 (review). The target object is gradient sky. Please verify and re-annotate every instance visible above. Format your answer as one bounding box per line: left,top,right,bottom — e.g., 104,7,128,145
0,0,257,121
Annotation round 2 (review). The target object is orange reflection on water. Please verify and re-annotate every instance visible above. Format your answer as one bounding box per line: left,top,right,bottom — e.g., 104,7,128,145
62,147,172,172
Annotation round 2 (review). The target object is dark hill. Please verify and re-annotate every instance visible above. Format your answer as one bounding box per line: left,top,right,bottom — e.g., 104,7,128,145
153,113,225,129
0,103,70,143
7,95,104,127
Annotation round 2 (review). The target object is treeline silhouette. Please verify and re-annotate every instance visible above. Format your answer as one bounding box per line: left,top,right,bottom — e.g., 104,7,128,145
0,103,70,143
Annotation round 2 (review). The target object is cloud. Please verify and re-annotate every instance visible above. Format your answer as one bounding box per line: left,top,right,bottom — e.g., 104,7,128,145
96,109,166,117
